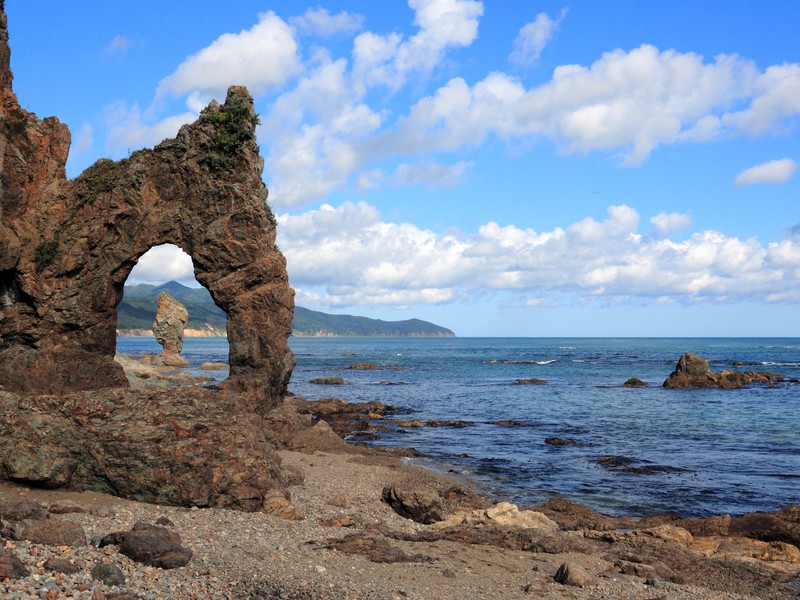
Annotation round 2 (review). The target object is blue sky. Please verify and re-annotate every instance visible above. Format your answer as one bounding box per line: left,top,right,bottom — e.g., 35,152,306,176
7,1,800,336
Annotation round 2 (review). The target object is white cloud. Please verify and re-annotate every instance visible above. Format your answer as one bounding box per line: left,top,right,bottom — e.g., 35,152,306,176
72,123,94,154
105,101,196,151
509,8,568,67
353,0,483,89
734,158,798,186
278,202,800,308
127,244,195,285
100,5,800,208
290,8,364,38
158,11,300,99
107,35,132,53
394,161,472,187
650,211,693,236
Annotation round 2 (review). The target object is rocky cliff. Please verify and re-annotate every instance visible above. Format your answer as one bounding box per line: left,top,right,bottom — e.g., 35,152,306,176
0,2,294,411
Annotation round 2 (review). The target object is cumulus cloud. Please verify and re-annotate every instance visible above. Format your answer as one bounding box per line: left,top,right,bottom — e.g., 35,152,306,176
158,11,300,98
394,161,472,187
509,8,568,67
72,123,94,154
127,244,196,285
100,4,800,207
277,202,800,308
650,211,693,236
734,158,798,186
353,0,483,89
290,8,364,37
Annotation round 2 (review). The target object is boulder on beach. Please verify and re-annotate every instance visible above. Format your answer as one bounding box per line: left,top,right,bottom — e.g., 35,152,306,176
663,352,783,389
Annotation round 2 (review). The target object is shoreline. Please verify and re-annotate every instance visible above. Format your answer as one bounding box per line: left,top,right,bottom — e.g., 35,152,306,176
2,443,798,599
1,363,799,598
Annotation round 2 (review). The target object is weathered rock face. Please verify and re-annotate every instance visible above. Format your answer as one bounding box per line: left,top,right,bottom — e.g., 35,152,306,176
0,387,296,511
0,5,294,410
663,352,783,389
153,293,189,356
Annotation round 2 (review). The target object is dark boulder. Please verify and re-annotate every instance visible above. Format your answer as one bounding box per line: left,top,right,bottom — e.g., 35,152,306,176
382,485,445,524
101,521,192,569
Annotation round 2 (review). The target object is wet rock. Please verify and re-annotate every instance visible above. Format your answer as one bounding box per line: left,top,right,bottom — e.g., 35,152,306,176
347,362,378,370
91,563,126,586
554,562,591,587
545,437,577,446
44,557,81,574
18,519,86,546
663,352,783,389
382,485,444,524
493,420,528,427
425,420,468,428
515,378,547,385
624,378,647,387
0,549,29,579
309,377,346,385
394,419,425,428
101,521,192,569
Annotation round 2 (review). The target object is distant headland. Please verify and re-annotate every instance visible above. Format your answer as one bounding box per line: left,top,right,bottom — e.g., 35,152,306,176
118,281,456,338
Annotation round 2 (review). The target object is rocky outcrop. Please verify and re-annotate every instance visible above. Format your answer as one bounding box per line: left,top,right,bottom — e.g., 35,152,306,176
153,293,189,357
663,353,783,389
0,387,297,511
0,6,293,409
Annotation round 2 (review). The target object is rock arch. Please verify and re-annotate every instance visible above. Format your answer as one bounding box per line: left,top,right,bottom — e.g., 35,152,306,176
0,9,294,411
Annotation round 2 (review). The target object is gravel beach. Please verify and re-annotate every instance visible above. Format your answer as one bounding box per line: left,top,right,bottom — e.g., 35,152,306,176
2,445,798,600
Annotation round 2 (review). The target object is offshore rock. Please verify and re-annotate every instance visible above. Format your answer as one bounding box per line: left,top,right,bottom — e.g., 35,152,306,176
153,293,189,357
0,387,298,511
663,353,783,389
0,6,294,409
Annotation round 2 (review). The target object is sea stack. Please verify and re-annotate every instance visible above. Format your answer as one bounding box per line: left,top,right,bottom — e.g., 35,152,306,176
153,293,189,358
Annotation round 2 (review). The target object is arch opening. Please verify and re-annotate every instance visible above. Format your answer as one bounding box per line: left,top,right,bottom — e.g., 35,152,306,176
115,243,230,385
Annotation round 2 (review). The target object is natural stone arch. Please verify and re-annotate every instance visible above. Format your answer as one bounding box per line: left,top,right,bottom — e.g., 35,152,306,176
0,12,294,411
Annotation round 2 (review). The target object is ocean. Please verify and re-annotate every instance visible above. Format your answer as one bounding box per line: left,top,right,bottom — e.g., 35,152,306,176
117,336,800,518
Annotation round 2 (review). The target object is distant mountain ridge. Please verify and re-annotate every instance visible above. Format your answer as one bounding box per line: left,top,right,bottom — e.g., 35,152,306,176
118,282,455,337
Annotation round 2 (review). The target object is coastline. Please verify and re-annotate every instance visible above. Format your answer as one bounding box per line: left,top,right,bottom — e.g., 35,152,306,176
2,443,798,599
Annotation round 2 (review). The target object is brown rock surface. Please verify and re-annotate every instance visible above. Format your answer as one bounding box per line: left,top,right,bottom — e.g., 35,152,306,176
152,293,189,357
0,387,296,510
663,353,783,389
0,8,293,408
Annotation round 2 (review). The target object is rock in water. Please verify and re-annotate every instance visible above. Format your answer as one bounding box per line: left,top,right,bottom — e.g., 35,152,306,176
153,293,189,356
663,352,783,389
0,5,294,409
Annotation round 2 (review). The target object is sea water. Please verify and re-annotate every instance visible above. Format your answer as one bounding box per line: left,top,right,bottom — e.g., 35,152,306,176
117,336,800,518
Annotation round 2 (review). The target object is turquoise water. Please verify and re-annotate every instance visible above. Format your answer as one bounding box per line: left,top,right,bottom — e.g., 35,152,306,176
117,337,800,518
